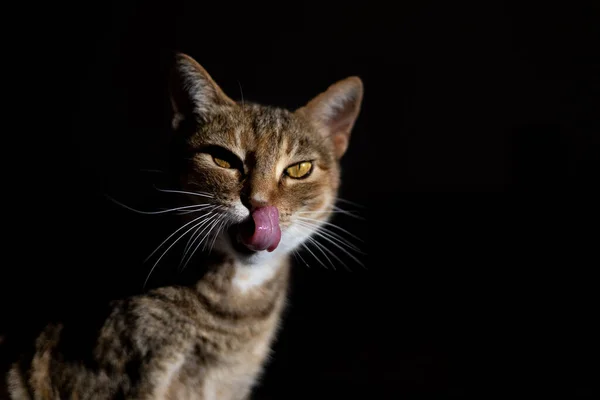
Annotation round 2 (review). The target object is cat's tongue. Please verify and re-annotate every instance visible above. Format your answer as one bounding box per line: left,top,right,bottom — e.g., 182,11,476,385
239,206,281,252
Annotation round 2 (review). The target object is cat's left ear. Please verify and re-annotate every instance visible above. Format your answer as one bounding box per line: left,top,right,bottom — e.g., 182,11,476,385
169,53,236,130
297,77,363,159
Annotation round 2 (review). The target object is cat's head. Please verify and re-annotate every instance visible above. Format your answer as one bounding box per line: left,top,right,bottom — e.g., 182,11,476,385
169,53,363,266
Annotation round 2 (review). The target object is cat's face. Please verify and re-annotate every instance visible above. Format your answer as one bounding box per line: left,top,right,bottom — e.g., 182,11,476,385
170,54,362,266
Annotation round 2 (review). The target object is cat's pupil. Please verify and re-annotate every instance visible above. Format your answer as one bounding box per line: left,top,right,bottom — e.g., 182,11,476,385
213,157,231,169
286,161,312,179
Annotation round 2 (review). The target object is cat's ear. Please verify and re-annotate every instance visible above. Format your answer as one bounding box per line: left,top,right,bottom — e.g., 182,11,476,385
297,77,363,159
169,53,235,129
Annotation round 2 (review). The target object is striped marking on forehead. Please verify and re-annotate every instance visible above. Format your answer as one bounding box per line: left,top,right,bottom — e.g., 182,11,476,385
192,104,331,165
250,107,290,138
243,106,330,164
240,107,288,155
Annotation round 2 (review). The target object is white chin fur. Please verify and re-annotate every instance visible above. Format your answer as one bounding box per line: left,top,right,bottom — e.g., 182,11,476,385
208,217,326,293
215,223,316,293
213,223,314,267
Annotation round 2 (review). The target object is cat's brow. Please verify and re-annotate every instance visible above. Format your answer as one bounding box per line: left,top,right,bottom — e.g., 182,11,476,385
287,136,326,161
290,147,319,161
191,141,245,160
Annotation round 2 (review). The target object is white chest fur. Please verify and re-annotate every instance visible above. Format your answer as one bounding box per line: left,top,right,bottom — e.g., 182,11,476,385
231,261,281,294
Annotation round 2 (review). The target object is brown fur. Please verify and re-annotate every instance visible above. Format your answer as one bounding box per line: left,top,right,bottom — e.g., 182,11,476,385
5,53,363,399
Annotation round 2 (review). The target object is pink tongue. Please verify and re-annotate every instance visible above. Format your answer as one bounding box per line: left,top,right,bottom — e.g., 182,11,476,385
239,206,281,252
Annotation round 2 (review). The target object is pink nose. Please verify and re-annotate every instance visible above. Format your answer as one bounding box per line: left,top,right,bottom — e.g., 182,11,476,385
247,195,269,210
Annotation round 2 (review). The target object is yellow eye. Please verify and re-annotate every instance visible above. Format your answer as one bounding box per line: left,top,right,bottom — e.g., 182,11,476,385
213,157,231,169
286,161,313,179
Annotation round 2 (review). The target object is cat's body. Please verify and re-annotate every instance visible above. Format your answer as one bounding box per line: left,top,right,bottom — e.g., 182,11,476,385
4,53,363,399
8,257,288,400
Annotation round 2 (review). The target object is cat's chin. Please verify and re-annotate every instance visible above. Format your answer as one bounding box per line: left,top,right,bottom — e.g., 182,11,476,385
222,224,288,268
226,207,282,256
227,224,257,256
226,223,265,258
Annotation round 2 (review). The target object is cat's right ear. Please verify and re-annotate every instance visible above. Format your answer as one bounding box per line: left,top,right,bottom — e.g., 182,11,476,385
169,53,235,130
296,77,363,159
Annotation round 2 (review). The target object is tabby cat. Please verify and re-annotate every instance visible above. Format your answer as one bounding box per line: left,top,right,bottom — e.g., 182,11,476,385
4,53,363,399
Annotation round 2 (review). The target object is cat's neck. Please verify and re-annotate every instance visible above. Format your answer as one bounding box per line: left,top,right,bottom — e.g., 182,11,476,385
179,253,290,325
190,252,290,297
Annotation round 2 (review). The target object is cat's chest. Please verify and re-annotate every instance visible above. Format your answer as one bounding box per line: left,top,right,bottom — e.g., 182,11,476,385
163,341,270,400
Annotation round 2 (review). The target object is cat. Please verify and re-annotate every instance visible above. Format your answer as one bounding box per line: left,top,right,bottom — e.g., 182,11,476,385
4,52,363,399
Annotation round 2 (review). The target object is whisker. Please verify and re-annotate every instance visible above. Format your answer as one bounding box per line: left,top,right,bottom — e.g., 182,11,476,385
180,212,221,267
237,80,245,108
306,235,353,272
202,214,225,252
295,210,363,219
335,197,365,208
297,225,352,271
176,207,215,215
106,195,214,215
144,207,220,263
300,243,329,270
296,216,364,243
153,185,214,198
296,223,365,268
305,236,336,271
331,205,365,220
296,221,364,254
182,223,204,258
209,216,228,254
292,249,311,268
143,211,221,288
180,212,225,273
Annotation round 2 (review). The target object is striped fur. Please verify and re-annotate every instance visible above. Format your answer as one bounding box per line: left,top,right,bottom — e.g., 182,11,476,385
5,53,363,399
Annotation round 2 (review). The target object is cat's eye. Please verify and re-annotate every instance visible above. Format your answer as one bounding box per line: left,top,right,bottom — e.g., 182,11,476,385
197,145,243,172
285,161,313,179
213,157,231,169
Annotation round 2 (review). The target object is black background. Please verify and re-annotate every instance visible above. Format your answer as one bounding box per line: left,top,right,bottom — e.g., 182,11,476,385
1,1,599,397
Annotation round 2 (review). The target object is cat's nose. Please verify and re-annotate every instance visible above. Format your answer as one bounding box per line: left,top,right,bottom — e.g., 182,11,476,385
241,191,270,211
248,194,269,210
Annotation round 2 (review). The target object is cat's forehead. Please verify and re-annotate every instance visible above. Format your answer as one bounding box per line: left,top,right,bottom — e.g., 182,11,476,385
193,104,330,161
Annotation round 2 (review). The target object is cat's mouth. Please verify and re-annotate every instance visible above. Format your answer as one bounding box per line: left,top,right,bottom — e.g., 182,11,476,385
228,206,281,254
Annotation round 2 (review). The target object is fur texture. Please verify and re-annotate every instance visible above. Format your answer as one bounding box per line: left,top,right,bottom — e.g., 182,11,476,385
4,53,363,399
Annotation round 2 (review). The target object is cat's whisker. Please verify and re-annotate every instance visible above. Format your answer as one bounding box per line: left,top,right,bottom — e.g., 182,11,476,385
331,205,364,220
180,212,222,268
295,221,364,254
176,207,214,215
292,249,311,268
209,216,229,254
305,236,337,271
295,223,365,269
179,213,227,273
301,202,362,219
143,211,222,288
335,197,365,209
307,236,354,272
300,243,329,270
237,80,245,109
296,224,351,272
106,195,212,215
179,212,224,271
202,214,226,252
153,185,214,198
295,210,363,219
296,216,364,243
182,224,204,261
309,230,365,268
183,214,216,256
150,204,215,215
144,207,220,263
